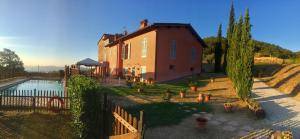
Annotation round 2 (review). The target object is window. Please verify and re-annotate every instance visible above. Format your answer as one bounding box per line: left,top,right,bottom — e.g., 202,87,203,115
122,45,126,59
124,67,128,75
141,37,148,57
170,40,176,59
140,66,146,81
191,47,196,63
122,44,130,60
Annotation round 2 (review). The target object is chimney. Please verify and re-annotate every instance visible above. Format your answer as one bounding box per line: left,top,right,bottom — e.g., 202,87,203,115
139,19,148,29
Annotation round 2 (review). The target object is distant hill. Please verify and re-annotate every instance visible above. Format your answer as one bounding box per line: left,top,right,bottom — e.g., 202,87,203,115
203,37,296,59
296,51,300,57
25,66,64,72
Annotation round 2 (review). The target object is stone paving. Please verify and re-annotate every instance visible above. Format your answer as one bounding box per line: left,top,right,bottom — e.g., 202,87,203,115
0,78,27,89
145,110,261,139
252,79,300,138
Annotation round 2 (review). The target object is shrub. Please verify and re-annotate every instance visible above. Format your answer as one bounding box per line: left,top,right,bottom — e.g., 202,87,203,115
188,81,198,87
68,75,102,139
179,89,187,93
162,89,172,102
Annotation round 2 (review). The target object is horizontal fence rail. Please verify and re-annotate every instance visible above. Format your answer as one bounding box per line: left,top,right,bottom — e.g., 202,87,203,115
0,89,69,113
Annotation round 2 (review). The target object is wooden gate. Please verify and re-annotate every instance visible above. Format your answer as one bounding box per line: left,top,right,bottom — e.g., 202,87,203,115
103,94,144,139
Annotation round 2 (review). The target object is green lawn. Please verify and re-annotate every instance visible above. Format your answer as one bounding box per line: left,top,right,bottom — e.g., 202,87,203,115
101,75,213,128
125,102,212,128
102,75,210,97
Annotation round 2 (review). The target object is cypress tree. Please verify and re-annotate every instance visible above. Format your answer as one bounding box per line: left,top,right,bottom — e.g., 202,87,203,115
229,9,254,100
238,9,254,99
215,24,222,72
230,16,243,92
225,2,235,75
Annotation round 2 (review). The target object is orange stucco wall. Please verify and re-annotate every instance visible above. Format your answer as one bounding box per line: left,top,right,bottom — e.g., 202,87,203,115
98,26,203,82
98,40,119,75
155,27,203,82
122,30,157,80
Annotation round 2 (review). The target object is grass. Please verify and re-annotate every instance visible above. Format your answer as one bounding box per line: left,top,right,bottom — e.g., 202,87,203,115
0,112,74,139
103,75,209,97
253,64,283,77
100,75,214,128
125,102,212,128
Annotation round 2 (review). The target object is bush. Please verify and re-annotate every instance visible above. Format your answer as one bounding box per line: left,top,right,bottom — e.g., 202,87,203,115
188,81,198,87
68,75,102,139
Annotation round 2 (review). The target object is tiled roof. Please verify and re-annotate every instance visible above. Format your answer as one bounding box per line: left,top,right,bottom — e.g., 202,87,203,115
103,23,207,48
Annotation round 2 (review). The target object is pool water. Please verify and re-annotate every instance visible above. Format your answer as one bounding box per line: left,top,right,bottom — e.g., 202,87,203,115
7,79,64,92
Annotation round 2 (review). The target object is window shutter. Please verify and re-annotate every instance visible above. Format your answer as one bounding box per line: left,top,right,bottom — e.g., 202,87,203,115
128,43,131,59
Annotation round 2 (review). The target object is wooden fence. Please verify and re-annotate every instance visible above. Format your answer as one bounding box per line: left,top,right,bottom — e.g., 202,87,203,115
0,89,70,113
0,90,145,138
103,94,145,139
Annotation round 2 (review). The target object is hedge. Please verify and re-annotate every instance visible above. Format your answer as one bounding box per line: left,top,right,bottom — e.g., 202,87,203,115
68,75,102,139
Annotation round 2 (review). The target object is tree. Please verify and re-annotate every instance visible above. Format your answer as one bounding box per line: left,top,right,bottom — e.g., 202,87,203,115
225,2,235,74
229,16,243,88
215,24,223,72
0,48,24,78
238,9,254,99
227,9,254,100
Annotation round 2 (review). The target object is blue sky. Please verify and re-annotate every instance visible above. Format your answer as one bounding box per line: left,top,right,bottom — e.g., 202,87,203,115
0,0,299,66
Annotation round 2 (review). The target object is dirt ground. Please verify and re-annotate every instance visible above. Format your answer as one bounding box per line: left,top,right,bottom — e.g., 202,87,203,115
261,64,300,100
0,112,73,139
110,74,272,139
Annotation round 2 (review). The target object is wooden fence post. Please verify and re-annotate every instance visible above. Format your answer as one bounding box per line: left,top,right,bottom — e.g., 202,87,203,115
103,93,107,139
0,91,2,110
138,111,144,139
33,89,36,112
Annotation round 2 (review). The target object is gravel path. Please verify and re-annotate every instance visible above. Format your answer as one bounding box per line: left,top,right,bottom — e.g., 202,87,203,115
252,79,300,138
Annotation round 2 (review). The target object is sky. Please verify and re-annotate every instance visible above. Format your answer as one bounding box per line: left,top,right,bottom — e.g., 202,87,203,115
0,0,299,67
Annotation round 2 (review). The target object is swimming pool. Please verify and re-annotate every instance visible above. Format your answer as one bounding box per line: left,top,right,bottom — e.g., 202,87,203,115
7,79,64,91
1,79,64,96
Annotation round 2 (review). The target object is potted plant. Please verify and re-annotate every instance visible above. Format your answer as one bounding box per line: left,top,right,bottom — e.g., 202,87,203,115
136,82,145,93
281,131,293,139
270,131,293,139
210,77,215,83
224,102,233,112
147,78,154,84
162,89,172,102
204,93,212,102
179,89,186,98
126,80,133,88
196,117,207,129
189,81,198,92
197,93,204,103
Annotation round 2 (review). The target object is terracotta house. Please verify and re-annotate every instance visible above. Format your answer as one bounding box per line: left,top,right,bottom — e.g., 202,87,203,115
97,20,206,82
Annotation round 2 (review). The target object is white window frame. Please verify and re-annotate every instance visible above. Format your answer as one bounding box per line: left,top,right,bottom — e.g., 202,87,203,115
141,37,148,58
140,66,146,81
